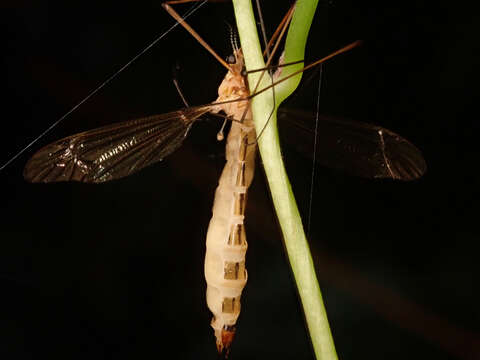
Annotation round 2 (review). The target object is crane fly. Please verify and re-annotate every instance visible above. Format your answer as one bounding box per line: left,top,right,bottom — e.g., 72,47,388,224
21,0,426,356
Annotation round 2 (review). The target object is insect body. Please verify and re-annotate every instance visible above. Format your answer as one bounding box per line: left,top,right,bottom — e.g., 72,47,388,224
206,49,255,354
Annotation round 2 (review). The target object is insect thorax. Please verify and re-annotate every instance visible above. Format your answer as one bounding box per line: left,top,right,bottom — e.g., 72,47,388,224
211,50,252,125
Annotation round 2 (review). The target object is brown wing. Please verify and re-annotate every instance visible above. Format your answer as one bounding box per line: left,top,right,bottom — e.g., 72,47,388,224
24,106,211,183
278,108,426,181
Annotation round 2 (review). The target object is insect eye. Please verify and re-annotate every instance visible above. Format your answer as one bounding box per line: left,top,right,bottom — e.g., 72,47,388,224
226,54,236,64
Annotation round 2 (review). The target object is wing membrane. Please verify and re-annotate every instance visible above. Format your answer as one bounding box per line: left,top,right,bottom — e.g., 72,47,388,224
24,106,211,183
278,108,426,180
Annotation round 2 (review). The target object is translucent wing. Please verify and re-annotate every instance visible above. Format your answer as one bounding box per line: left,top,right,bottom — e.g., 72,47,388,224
24,106,211,183
278,108,426,180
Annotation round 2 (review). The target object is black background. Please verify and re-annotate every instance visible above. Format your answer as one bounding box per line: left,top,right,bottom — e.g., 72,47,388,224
1,1,478,359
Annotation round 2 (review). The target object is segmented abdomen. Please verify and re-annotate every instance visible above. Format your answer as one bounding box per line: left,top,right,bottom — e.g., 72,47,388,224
204,118,256,353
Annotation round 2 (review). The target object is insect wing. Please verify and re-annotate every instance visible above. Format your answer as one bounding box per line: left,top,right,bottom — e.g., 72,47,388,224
24,106,211,183
278,108,426,181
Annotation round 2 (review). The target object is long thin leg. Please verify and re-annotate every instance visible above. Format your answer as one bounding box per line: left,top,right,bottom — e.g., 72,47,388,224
241,1,295,138
251,3,295,94
162,1,232,71
263,1,296,58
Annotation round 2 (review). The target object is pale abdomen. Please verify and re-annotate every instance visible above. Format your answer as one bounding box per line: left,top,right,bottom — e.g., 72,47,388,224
204,119,256,353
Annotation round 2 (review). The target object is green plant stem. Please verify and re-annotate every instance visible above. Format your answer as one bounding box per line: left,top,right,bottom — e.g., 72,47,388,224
231,1,337,359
